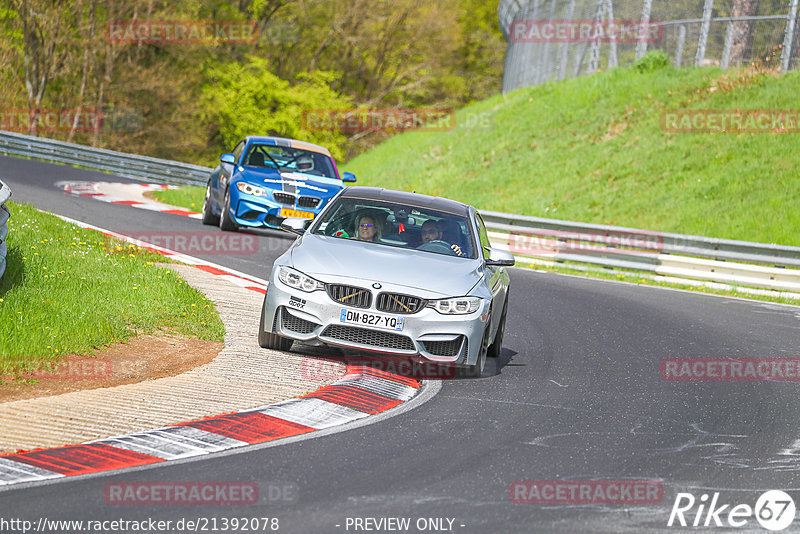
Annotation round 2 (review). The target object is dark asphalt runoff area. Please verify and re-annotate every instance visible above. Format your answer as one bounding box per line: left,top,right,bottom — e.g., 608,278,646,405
2,155,800,533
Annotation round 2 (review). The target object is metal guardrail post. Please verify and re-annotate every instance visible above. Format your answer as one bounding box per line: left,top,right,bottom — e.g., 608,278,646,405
695,0,715,67
0,179,11,280
675,25,687,67
781,0,799,73
721,21,734,69
557,0,576,82
635,0,654,60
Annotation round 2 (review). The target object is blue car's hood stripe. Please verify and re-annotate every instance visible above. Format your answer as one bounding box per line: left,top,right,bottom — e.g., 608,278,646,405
238,168,342,197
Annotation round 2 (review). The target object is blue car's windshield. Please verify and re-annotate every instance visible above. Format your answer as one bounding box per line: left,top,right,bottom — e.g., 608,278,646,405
312,197,477,259
242,144,338,179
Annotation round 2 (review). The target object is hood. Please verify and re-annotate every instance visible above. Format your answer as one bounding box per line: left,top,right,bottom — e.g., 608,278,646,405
237,167,342,198
290,233,484,298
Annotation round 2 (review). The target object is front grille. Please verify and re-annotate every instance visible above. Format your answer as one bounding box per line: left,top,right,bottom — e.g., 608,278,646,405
376,293,426,314
322,325,415,351
273,192,295,205
298,196,321,208
422,337,465,358
281,308,318,334
326,284,372,309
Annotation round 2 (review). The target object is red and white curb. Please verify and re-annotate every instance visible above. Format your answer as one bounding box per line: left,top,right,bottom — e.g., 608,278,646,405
0,367,420,486
56,181,202,219
0,212,425,488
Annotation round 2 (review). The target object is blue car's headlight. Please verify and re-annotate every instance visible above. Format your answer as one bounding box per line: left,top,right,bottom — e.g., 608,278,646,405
278,267,324,292
428,297,482,315
236,182,268,197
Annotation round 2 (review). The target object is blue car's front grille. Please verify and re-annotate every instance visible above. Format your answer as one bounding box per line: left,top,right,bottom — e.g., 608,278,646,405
298,196,321,209
273,192,295,205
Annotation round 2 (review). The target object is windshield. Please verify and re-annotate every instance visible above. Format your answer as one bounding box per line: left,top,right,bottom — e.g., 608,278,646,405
311,197,476,259
242,144,338,179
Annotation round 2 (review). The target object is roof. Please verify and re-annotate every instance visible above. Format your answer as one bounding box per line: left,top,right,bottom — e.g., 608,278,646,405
340,187,471,216
245,136,333,157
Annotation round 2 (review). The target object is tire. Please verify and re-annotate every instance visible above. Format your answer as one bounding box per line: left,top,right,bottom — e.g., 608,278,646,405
487,294,508,359
258,301,293,351
462,326,489,378
201,183,220,226
219,187,238,232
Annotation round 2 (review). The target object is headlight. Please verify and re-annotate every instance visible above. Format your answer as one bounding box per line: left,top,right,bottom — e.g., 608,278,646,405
429,296,482,315
236,182,267,197
278,267,324,292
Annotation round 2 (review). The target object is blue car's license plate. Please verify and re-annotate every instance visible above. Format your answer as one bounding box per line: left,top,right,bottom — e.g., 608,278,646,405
340,309,404,331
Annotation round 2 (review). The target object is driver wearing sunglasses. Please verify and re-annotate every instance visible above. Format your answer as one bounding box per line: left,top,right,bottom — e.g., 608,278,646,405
355,214,381,242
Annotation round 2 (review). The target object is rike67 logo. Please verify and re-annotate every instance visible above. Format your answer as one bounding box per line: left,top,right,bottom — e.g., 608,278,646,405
668,490,796,531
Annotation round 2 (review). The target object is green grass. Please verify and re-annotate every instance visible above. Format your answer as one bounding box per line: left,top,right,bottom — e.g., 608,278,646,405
149,186,205,212
343,61,800,246
0,202,225,377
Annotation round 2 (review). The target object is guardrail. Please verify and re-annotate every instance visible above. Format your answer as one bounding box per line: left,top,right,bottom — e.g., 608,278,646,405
0,130,210,186
0,179,11,280
481,211,800,294
2,130,798,295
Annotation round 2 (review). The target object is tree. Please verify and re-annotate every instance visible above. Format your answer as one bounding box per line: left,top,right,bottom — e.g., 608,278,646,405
201,56,351,160
729,0,761,65
6,0,70,136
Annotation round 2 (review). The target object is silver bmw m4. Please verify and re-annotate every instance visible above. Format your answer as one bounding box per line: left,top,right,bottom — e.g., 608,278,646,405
258,187,514,377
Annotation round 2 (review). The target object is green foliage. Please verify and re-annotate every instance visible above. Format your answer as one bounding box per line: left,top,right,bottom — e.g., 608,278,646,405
0,1,506,163
632,50,670,73
202,57,350,159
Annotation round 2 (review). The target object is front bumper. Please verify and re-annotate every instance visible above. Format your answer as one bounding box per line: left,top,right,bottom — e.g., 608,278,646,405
261,268,489,366
231,192,323,229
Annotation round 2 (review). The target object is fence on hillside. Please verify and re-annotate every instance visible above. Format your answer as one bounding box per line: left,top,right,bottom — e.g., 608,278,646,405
499,0,800,91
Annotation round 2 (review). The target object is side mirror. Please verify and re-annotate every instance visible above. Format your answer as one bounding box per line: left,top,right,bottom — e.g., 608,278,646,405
280,217,312,236
220,153,236,165
342,172,357,183
485,248,515,267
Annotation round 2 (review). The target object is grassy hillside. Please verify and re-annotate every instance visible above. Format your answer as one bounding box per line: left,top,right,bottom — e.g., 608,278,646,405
343,58,800,246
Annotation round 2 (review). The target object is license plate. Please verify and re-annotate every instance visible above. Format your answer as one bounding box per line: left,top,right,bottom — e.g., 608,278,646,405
281,208,315,219
340,309,404,331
